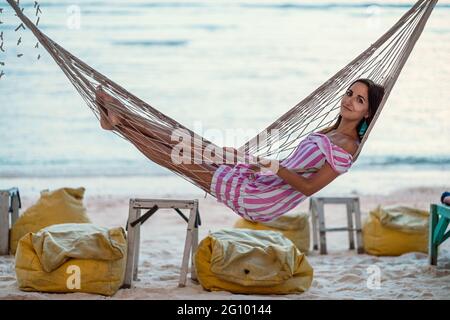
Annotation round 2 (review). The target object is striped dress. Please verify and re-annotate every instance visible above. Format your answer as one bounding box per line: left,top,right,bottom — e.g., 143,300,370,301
210,132,353,222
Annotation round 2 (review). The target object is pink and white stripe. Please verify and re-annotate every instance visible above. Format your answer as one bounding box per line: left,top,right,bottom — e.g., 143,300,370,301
210,133,353,222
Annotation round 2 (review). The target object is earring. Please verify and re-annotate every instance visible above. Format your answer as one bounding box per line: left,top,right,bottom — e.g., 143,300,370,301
358,120,368,136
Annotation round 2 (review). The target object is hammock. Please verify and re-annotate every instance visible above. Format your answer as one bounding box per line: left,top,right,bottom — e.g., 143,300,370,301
6,0,438,195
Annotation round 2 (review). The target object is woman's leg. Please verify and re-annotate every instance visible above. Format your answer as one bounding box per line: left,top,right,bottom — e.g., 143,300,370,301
98,88,214,147
95,87,243,163
118,124,215,191
95,87,217,191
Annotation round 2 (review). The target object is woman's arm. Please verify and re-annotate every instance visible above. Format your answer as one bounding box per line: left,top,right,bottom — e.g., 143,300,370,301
221,147,258,165
255,157,340,196
275,163,340,196
250,137,356,196
272,139,356,196
269,136,357,196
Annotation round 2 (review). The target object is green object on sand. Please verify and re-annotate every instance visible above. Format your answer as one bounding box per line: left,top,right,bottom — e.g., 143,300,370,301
429,203,450,265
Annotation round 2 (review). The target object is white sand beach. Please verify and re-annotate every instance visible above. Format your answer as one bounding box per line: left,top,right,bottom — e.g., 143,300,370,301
0,185,449,300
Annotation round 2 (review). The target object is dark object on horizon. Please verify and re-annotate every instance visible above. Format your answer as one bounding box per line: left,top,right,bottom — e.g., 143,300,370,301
17,36,21,46
17,53,23,58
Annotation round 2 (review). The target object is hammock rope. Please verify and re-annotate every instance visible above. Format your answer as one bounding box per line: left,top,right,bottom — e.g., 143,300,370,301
241,0,437,161
6,0,438,195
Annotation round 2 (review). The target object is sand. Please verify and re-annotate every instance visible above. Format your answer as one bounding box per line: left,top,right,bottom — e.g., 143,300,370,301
0,186,449,300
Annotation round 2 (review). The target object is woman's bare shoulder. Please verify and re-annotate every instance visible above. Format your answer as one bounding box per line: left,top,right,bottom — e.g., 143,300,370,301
341,138,359,156
329,132,359,156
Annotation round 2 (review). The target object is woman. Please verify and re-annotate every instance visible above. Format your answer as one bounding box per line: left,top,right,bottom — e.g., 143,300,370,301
96,78,384,222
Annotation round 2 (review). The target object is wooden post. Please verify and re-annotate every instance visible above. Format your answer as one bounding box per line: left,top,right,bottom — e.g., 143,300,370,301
346,201,355,250
353,199,364,254
190,200,199,282
428,204,439,266
10,192,20,226
317,199,327,255
179,203,197,287
133,209,141,281
123,200,139,288
310,198,319,251
0,192,9,255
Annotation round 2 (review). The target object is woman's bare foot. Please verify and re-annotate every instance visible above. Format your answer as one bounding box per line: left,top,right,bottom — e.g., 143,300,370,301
95,87,124,130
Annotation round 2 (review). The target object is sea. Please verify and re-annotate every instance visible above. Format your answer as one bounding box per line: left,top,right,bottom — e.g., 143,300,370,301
1,0,449,197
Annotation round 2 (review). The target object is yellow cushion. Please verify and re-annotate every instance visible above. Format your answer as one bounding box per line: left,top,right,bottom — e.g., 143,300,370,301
10,187,91,254
234,213,310,254
363,206,429,256
195,228,313,294
15,223,127,296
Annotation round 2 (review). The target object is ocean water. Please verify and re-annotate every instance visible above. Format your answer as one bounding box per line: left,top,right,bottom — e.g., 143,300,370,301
1,0,449,196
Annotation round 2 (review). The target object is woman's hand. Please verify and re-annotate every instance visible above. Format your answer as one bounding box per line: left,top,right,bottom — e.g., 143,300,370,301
248,164,261,172
251,157,281,174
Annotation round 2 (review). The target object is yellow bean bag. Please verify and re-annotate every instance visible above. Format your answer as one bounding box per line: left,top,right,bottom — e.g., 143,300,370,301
195,228,313,294
10,187,91,254
15,223,127,296
363,205,429,256
234,213,310,254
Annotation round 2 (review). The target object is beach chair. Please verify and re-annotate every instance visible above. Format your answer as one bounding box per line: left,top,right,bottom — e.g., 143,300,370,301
309,196,364,254
123,198,200,288
0,188,21,255
429,203,450,265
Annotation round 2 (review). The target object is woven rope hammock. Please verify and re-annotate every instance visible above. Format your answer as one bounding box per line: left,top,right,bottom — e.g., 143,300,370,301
7,0,438,195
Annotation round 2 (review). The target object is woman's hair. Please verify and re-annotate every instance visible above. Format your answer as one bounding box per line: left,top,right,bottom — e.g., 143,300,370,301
320,78,385,141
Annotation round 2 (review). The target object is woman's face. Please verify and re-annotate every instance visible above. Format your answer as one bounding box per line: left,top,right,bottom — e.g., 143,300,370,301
340,82,369,121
